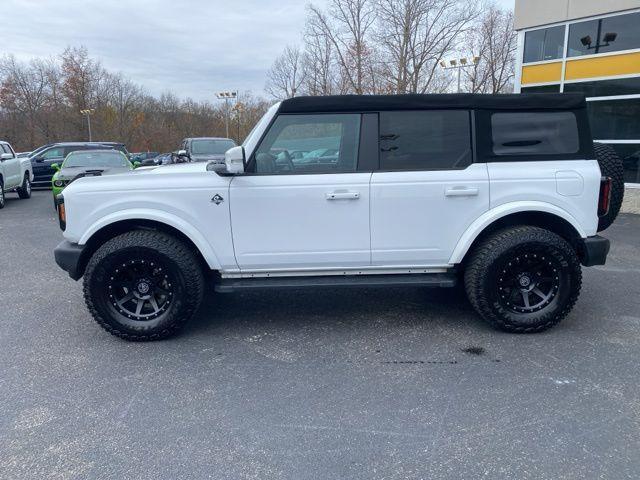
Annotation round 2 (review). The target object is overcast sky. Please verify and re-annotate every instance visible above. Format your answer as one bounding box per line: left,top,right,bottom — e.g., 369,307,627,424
5,0,514,102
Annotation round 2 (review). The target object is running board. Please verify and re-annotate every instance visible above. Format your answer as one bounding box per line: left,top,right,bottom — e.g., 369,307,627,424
214,273,457,293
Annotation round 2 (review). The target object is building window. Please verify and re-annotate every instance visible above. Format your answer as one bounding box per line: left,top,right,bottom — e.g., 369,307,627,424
491,112,579,156
564,77,640,97
588,98,640,140
568,12,640,57
520,84,561,93
523,26,565,63
605,144,640,184
379,110,472,171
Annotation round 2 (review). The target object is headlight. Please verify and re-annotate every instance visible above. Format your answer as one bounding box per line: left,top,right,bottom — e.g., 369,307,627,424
53,179,65,187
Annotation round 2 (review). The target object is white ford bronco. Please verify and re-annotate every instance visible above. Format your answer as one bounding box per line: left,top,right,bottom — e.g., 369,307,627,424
54,94,623,341
0,140,33,208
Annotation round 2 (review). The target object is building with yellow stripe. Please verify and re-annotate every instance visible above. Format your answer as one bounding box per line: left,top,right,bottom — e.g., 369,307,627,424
514,0,640,190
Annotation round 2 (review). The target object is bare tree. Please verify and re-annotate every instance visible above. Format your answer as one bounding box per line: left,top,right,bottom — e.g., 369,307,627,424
303,20,338,96
375,0,479,94
307,0,377,94
463,4,516,93
265,46,306,100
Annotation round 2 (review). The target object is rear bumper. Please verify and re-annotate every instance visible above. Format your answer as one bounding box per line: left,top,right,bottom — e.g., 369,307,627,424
579,235,610,267
54,240,86,280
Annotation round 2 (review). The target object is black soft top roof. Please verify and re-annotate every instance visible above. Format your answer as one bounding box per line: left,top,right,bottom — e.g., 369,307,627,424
279,93,587,113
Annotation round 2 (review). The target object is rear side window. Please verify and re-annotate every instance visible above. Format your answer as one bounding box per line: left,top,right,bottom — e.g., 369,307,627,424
379,110,472,171
491,112,580,156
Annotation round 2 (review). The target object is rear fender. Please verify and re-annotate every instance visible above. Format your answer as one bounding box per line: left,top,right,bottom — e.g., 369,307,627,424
449,201,587,265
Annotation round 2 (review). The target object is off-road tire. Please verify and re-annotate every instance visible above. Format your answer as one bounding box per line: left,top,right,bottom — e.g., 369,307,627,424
17,173,31,199
83,230,205,341
594,143,624,232
0,178,5,209
464,226,582,333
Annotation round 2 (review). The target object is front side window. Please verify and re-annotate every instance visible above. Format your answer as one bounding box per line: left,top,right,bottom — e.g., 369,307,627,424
524,26,565,63
379,110,472,171
568,12,640,57
491,112,579,156
253,114,360,174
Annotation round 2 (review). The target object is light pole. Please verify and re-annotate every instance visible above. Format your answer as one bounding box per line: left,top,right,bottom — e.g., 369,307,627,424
439,57,480,93
80,109,95,141
215,91,237,139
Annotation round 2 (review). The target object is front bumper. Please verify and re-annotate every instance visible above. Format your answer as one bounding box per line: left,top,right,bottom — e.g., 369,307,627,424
54,240,86,280
579,235,610,267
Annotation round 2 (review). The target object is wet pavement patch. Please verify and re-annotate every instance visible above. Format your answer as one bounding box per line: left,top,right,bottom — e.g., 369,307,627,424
462,346,485,356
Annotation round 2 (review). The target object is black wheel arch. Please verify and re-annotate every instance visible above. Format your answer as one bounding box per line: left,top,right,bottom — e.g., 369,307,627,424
459,211,584,269
76,220,211,279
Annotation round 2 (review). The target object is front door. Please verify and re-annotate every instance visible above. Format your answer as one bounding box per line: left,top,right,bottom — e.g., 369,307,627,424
1,144,21,188
370,110,490,266
230,113,371,271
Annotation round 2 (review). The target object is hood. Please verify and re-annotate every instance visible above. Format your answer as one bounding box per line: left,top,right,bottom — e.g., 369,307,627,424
132,162,210,175
58,165,132,179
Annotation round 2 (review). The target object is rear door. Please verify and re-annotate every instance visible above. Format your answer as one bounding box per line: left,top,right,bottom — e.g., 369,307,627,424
370,110,489,266
230,113,372,271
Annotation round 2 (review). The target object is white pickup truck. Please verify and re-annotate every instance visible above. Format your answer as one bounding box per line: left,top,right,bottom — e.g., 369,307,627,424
0,140,33,208
53,94,623,341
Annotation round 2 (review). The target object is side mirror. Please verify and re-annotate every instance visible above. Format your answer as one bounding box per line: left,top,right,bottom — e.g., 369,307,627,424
51,163,60,171
177,149,188,157
223,146,245,175
0,153,12,161
34,157,44,163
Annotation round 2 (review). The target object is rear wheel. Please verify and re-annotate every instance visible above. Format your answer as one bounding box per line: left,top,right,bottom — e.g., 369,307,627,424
17,173,31,199
464,226,582,333
594,143,624,232
83,230,205,341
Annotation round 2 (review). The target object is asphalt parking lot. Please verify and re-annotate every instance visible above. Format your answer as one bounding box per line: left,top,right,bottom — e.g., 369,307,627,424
1,189,639,479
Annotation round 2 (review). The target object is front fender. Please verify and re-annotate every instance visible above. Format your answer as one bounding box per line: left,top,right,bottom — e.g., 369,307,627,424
448,201,587,265
78,209,222,270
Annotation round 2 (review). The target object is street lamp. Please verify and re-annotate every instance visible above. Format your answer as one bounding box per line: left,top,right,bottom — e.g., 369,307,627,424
215,91,238,139
80,109,96,141
439,57,480,93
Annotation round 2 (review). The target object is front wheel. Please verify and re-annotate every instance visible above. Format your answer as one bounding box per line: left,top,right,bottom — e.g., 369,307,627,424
464,226,582,333
0,178,5,209
17,173,31,199
83,230,205,341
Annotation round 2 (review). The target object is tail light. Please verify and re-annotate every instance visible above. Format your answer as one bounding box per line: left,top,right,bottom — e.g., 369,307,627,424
598,177,612,217
56,194,66,231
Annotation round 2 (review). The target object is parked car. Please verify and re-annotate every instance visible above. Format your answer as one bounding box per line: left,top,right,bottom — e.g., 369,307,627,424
51,149,136,203
177,137,236,166
131,152,160,164
138,152,172,166
30,142,119,188
54,93,624,341
0,140,33,208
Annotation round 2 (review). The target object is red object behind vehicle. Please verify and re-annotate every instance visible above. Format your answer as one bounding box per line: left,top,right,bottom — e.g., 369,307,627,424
598,177,612,217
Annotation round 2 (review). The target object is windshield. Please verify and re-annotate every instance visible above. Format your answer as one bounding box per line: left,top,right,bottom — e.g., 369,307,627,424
63,151,131,168
191,139,236,155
